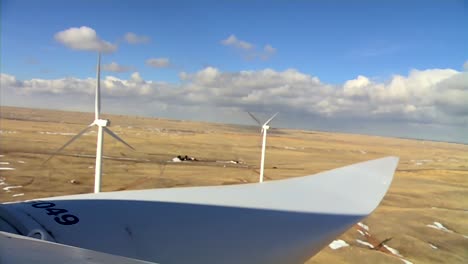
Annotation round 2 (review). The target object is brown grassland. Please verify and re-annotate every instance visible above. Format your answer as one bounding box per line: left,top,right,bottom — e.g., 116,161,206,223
0,106,467,263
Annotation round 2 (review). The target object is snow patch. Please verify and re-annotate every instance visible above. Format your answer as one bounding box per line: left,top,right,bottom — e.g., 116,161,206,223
426,222,453,233
0,167,15,170
356,239,374,249
358,222,369,231
284,146,297,150
3,185,22,192
0,130,17,134
384,244,402,257
18,160,25,164
216,160,242,164
429,243,438,249
0,162,10,165
12,193,24,197
359,150,367,154
413,159,433,166
329,239,349,250
172,157,181,162
39,131,77,136
357,230,365,236
69,179,79,184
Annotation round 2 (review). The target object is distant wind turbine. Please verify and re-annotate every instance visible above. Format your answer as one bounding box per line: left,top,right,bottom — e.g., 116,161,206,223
248,111,278,183
44,53,135,193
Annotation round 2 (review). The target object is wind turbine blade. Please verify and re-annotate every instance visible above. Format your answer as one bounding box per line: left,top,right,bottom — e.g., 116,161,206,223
247,111,262,126
95,52,101,120
103,127,135,151
263,112,279,126
43,125,94,164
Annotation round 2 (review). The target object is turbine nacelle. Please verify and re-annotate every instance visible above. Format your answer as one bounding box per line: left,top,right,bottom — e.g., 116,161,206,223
92,119,110,127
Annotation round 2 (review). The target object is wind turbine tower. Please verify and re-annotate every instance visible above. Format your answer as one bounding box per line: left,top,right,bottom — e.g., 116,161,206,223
45,53,134,193
248,112,278,183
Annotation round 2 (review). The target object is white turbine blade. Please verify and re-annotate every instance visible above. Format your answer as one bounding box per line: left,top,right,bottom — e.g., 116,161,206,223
43,124,94,164
263,112,279,126
4,157,398,264
95,52,101,120
103,127,135,150
0,231,155,264
247,111,262,126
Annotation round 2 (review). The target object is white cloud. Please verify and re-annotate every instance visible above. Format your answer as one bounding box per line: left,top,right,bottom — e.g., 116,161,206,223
184,67,220,85
0,73,19,87
146,58,170,68
124,32,150,44
344,75,370,90
2,66,467,142
130,72,143,82
463,60,468,71
221,35,277,61
264,44,276,54
1,73,95,95
261,44,277,60
54,26,117,53
103,62,134,72
221,35,254,50
343,75,371,97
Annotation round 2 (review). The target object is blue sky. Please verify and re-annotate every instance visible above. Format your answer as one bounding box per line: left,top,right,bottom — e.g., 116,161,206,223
3,0,466,82
1,0,468,143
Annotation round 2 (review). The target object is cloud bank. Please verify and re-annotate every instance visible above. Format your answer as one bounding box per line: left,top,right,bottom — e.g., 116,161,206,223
2,67,467,142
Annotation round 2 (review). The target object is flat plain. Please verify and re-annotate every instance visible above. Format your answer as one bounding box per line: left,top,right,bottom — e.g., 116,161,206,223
0,106,467,263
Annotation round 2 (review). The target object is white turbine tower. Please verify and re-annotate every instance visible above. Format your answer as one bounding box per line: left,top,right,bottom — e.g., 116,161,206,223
45,53,134,193
248,112,278,183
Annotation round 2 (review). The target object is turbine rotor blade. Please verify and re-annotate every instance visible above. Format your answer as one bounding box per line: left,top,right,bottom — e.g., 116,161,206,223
103,127,135,151
263,112,279,126
43,124,94,164
247,111,262,126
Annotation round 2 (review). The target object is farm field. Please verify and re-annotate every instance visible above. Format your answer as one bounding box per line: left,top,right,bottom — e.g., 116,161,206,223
1,106,467,263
